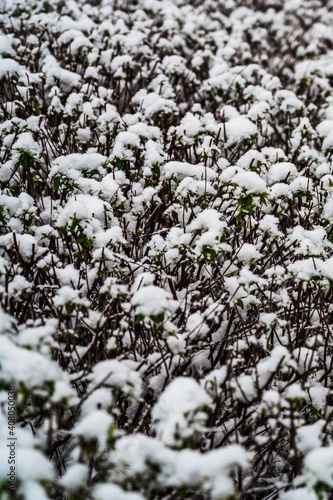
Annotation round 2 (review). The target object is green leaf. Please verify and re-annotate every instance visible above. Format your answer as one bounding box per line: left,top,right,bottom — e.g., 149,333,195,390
236,299,244,309
151,312,165,324
314,483,325,500
76,234,87,245
152,164,161,177
9,185,21,197
21,154,29,170
135,314,145,324
53,176,61,191
65,303,72,314
70,218,79,233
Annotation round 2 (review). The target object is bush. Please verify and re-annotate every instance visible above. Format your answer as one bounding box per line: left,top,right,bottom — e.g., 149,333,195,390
1,0,333,499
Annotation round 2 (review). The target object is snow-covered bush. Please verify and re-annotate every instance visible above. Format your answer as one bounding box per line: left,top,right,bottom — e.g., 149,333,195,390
2,0,333,498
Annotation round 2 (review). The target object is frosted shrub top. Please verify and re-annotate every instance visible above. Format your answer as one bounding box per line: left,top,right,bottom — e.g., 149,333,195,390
1,0,333,499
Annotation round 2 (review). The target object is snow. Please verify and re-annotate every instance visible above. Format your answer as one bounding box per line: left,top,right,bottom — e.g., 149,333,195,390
323,196,333,222
18,319,58,350
59,463,88,489
269,182,291,199
260,312,278,329
153,377,212,445
80,388,113,416
186,312,209,339
73,410,114,451
111,131,141,161
163,161,217,182
2,0,333,498
131,285,178,320
43,55,81,91
289,176,313,193
0,332,72,390
286,383,307,401
292,347,318,374
233,346,294,402
94,226,127,249
286,226,331,256
90,359,142,399
7,274,32,296
307,385,329,409
176,112,202,138
53,286,84,308
132,90,178,118
237,243,262,263
266,161,298,185
233,170,267,194
12,132,41,161
0,34,16,56
186,208,230,257
94,484,145,500
0,57,21,78
296,420,324,454
50,153,108,177
203,367,228,394
110,433,250,498
0,445,54,483
259,214,282,239
304,446,333,488
224,116,257,145
279,488,318,500
23,481,51,500
55,194,110,229
166,334,186,354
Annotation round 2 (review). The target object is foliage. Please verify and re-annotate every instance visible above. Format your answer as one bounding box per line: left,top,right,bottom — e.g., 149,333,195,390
1,0,333,499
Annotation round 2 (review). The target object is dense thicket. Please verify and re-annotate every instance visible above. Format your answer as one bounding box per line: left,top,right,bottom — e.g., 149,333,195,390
1,0,333,498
